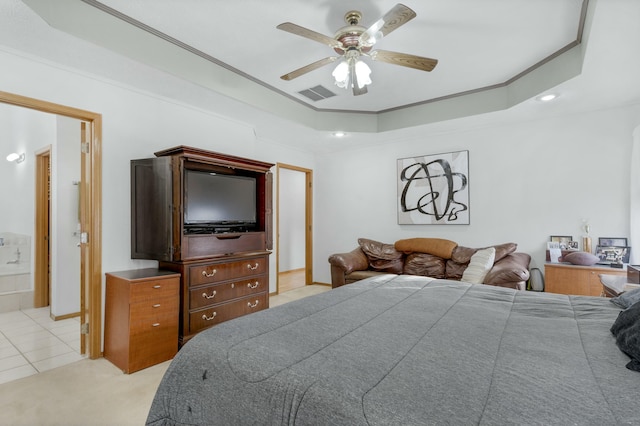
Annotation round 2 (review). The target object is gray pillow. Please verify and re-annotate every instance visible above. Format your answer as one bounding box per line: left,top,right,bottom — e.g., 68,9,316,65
611,287,640,309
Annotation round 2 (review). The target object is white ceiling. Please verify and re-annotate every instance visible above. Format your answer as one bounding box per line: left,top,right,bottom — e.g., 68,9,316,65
89,0,584,113
1,0,640,148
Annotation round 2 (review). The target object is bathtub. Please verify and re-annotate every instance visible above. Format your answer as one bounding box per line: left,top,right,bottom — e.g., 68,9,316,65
0,233,33,312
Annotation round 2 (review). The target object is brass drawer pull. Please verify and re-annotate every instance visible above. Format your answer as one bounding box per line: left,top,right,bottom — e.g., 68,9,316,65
152,323,160,327
202,312,217,321
202,290,217,299
247,262,259,271
152,304,161,308
202,269,217,278
247,281,259,289
247,300,259,308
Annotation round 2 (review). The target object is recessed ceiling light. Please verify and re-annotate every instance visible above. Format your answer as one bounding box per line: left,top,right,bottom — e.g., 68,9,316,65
538,93,557,102
332,131,346,138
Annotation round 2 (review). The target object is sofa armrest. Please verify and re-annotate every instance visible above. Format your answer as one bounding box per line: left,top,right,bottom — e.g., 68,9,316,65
484,252,531,289
328,248,369,288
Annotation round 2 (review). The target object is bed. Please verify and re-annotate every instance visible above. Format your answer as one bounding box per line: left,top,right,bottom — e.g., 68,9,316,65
146,274,640,425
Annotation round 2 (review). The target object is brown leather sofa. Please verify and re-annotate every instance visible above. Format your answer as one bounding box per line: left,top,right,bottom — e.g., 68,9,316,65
328,238,531,290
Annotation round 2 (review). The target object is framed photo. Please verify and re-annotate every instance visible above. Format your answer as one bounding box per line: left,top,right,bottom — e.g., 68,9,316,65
598,237,627,247
595,245,630,264
550,235,573,250
397,150,469,225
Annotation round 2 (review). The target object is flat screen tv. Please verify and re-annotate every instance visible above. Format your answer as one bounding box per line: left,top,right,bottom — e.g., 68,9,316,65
184,170,257,232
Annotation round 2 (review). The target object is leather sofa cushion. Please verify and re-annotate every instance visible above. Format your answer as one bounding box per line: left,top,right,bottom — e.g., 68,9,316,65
403,253,446,278
483,252,531,284
394,238,458,259
358,238,404,274
451,242,517,264
445,260,467,280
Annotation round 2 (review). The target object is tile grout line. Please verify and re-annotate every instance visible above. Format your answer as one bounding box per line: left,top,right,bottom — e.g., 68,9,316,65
0,308,83,378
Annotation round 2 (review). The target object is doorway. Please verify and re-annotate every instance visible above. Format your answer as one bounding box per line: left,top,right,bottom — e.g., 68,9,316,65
0,90,102,359
34,147,51,309
276,163,313,294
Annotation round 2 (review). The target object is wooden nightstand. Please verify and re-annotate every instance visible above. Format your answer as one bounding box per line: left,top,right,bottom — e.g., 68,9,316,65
104,268,180,373
544,263,627,296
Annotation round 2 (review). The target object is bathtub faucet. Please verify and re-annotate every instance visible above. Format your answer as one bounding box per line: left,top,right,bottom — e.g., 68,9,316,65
7,248,20,264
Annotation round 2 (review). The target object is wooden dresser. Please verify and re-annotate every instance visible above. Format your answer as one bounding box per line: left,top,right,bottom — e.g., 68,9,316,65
104,268,180,373
160,252,269,346
131,146,274,345
544,263,627,296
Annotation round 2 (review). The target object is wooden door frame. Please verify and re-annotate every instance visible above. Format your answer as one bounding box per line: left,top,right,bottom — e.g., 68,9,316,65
0,90,103,359
275,163,313,294
34,147,51,309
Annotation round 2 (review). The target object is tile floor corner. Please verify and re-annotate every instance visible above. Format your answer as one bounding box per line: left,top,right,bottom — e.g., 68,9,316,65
0,307,84,385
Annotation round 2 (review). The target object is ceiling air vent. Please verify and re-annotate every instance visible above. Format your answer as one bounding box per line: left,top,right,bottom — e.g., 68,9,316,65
298,85,337,101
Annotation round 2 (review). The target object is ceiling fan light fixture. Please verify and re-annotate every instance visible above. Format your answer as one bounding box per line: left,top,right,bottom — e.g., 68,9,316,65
332,58,372,90
332,60,350,89
354,60,371,88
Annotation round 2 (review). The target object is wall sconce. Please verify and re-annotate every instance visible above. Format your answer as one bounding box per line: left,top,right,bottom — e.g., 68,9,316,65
6,153,25,163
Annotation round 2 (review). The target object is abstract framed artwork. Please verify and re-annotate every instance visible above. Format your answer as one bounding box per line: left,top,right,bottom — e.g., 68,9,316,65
397,150,469,225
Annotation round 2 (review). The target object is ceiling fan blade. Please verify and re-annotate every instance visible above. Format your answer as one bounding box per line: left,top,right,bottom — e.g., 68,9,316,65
370,50,438,72
359,3,416,46
277,22,343,49
280,57,339,81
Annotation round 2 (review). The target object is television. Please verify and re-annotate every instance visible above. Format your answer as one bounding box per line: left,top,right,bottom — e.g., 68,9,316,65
184,169,257,233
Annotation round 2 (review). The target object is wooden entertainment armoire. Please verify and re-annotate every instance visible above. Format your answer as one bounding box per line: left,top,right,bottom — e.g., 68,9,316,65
130,146,274,346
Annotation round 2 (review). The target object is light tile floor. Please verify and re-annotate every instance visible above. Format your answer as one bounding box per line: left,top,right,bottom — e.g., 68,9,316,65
0,307,84,385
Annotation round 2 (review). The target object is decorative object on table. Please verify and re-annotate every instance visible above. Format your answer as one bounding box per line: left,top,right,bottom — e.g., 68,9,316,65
598,237,628,247
582,222,592,253
562,251,599,266
547,241,562,263
567,241,579,250
595,245,630,264
397,150,469,225
550,235,573,250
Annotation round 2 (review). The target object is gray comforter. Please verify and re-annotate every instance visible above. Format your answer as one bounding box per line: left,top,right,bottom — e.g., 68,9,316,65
146,275,640,425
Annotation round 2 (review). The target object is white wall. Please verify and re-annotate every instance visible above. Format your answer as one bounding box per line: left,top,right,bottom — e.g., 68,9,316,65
314,105,640,283
278,168,306,272
0,103,54,236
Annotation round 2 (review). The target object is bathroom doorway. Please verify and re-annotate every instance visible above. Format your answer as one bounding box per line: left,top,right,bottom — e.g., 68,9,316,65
0,90,102,359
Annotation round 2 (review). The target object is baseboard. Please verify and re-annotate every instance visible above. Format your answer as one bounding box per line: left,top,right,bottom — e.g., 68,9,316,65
50,311,81,321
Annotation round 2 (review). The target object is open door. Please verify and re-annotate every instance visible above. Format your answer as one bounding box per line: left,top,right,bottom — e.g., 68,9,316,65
34,147,51,308
276,163,313,293
79,121,90,355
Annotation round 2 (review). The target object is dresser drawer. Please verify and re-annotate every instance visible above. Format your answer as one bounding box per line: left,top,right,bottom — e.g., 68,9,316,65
189,276,267,310
130,296,179,323
129,278,179,304
189,256,268,286
129,317,178,372
189,293,268,333
182,232,266,260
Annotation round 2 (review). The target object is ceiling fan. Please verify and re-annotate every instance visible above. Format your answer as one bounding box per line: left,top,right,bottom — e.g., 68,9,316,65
277,3,438,96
